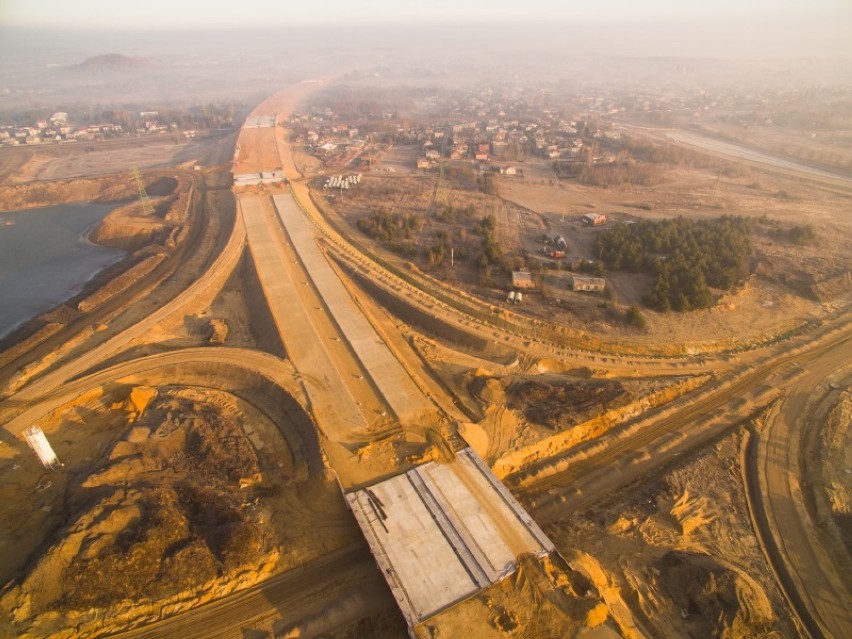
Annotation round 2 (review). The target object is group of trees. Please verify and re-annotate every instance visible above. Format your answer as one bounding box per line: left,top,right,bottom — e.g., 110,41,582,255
785,224,817,246
473,214,502,269
436,204,476,224
356,210,423,255
478,172,499,195
595,216,752,312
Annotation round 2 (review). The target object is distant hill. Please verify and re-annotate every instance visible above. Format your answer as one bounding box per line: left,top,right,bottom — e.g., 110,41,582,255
75,54,160,72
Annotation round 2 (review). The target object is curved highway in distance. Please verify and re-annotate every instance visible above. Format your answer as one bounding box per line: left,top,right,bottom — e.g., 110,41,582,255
662,130,852,183
618,125,852,185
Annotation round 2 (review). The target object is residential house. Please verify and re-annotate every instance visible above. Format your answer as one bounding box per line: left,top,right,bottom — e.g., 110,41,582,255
512,270,535,289
571,276,606,292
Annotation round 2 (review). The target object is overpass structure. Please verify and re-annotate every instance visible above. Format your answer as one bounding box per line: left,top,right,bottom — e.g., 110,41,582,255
347,447,554,631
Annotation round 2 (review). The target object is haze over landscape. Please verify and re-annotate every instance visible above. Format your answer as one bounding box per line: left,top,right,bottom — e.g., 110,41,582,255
0,1,850,638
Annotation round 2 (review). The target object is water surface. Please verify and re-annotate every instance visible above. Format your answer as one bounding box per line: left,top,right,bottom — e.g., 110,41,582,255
0,202,125,340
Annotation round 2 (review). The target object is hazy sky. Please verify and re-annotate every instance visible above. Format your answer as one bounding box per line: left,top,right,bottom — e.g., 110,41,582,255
2,0,850,29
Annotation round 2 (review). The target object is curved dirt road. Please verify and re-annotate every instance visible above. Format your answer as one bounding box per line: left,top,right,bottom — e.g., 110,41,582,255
2,201,246,412
751,350,852,638
2,347,302,439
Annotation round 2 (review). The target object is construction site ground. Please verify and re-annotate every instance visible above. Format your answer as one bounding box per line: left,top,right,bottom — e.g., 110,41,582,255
0,79,849,639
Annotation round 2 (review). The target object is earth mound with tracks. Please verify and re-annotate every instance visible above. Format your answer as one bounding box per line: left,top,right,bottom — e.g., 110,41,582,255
1,387,290,638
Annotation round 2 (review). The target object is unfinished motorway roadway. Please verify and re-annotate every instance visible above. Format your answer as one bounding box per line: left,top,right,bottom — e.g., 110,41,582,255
1,81,850,639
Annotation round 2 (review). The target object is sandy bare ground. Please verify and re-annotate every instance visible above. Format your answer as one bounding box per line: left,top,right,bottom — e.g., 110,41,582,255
546,430,798,639
1,132,235,184
750,356,852,637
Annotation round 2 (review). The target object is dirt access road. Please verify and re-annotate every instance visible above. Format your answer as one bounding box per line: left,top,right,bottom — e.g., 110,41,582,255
105,544,393,639
523,317,851,516
751,345,852,638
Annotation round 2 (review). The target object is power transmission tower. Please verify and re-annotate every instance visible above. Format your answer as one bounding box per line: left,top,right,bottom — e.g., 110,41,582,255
131,167,155,216
711,170,722,204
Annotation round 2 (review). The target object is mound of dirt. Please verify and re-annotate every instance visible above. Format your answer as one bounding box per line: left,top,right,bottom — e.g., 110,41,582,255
5,392,265,623
506,379,633,430
469,376,507,405
415,553,613,639
653,550,774,638
89,198,175,251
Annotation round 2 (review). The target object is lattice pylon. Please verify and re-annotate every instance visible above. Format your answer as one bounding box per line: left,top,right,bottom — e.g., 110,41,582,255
131,167,155,216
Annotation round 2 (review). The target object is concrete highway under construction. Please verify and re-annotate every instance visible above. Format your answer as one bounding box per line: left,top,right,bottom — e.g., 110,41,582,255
0,80,849,639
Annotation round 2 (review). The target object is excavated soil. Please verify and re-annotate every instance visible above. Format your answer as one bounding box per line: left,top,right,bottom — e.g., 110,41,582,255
0,381,355,639
0,174,178,213
546,433,797,639
504,378,633,431
416,553,621,639
455,368,705,474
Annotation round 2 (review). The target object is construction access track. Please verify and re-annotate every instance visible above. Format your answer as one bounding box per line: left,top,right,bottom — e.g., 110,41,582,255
1,80,850,637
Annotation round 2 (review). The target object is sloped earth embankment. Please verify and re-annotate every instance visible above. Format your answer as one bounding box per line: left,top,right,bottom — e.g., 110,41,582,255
548,432,797,638
0,381,355,639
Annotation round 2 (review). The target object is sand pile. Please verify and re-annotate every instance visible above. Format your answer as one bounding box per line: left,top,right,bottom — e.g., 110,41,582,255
469,375,507,405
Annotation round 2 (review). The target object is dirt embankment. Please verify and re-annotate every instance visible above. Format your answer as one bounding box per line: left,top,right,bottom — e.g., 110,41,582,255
0,378,351,639
504,378,634,431
816,389,852,556
0,173,169,212
548,433,797,639
460,371,707,476
88,176,182,252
